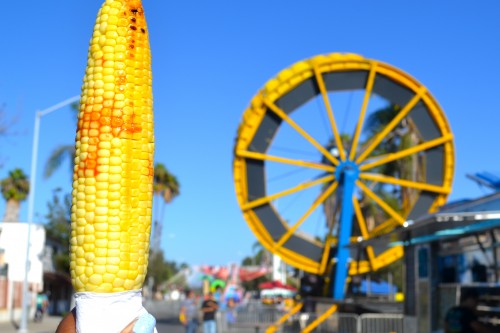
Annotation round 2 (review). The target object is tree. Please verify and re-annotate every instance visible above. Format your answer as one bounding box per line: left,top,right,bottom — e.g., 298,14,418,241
318,104,420,291
151,163,180,253
1,168,30,222
363,104,422,213
43,101,79,180
44,145,76,180
44,189,71,244
251,240,271,266
43,188,72,273
322,104,421,234
360,104,420,288
145,250,181,293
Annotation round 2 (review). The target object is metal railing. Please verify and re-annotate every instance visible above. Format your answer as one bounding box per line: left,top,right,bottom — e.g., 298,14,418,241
215,301,405,333
338,313,360,333
359,313,404,333
151,299,406,332
218,303,281,333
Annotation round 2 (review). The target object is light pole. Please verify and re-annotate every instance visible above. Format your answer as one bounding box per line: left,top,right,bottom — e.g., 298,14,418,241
18,95,80,333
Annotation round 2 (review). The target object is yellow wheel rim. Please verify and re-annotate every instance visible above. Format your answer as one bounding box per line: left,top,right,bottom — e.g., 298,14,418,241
233,53,454,275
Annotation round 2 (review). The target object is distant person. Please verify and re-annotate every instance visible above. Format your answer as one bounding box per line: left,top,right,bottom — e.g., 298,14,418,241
275,295,285,314
213,285,222,298
213,285,225,310
34,291,49,322
444,289,496,333
201,292,218,333
226,297,237,325
180,289,200,333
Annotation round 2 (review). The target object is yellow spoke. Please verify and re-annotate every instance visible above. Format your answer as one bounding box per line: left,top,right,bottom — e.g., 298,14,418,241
313,64,346,161
274,181,339,250
242,175,335,211
303,304,338,333
236,150,335,172
356,180,406,225
366,246,377,270
319,236,333,274
353,197,375,269
264,98,340,166
359,133,453,171
353,197,370,238
356,86,427,164
352,198,378,271
349,64,377,160
265,302,304,333
371,219,400,236
359,173,451,194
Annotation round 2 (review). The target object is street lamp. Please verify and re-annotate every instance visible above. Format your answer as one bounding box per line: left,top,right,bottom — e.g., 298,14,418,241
19,95,80,333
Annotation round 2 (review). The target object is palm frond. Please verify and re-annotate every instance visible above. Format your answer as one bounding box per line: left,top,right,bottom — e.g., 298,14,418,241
44,145,75,179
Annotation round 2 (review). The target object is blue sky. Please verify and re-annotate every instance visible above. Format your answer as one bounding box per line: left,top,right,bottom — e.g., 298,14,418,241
0,1,499,267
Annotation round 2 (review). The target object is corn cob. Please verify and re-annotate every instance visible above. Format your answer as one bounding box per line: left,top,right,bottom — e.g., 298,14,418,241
70,0,154,293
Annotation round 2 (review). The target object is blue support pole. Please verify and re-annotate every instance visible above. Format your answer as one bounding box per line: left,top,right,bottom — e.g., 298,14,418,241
333,167,357,300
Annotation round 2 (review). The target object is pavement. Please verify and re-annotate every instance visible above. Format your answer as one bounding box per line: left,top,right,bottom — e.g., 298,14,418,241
0,300,184,333
0,300,185,333
0,315,63,333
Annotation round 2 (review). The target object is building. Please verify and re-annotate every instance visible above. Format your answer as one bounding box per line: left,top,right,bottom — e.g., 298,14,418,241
0,222,45,322
42,235,73,315
0,222,73,322
383,190,500,332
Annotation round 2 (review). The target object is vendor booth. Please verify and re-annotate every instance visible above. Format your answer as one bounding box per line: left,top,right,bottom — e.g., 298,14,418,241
369,191,500,332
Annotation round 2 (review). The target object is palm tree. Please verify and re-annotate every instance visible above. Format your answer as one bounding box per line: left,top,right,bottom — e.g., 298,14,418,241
362,104,422,214
317,104,418,292
43,101,79,180
1,168,30,222
152,163,180,253
321,104,420,244
251,240,272,267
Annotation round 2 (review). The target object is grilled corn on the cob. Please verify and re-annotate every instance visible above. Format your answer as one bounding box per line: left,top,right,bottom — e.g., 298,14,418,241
70,0,154,293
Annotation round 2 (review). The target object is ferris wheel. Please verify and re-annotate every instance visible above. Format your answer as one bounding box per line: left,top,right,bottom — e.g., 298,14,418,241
233,53,454,299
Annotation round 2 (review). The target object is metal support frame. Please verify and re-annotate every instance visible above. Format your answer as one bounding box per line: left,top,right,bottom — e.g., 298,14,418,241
491,231,499,281
333,162,358,300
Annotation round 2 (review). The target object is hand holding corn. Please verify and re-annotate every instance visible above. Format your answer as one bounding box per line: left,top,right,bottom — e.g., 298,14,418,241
70,0,155,331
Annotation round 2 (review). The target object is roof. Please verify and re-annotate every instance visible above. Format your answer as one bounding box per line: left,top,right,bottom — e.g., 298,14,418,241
392,211,500,246
357,192,500,248
440,191,500,214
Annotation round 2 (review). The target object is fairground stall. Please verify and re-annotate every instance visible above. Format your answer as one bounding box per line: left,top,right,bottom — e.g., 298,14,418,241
391,189,500,332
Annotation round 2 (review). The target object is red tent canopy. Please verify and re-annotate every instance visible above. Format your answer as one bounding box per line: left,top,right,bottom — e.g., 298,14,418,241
200,265,270,282
258,280,297,291
239,267,268,282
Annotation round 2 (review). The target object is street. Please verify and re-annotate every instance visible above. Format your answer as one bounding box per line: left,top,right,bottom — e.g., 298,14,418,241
146,300,185,333
0,300,185,333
